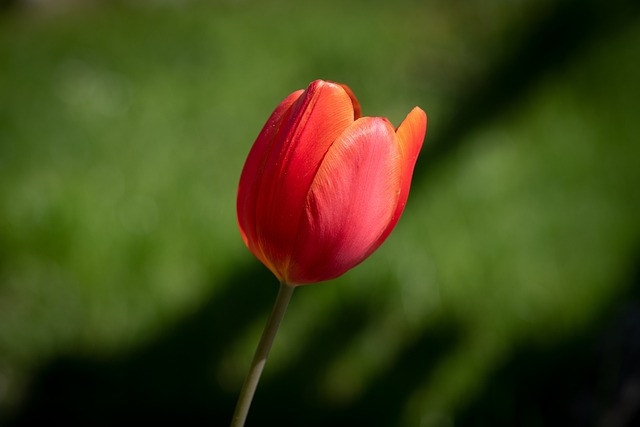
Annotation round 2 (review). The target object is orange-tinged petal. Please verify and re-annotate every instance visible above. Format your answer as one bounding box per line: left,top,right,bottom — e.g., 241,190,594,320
374,107,427,248
396,107,426,171
286,117,402,284
252,81,357,281
334,82,362,120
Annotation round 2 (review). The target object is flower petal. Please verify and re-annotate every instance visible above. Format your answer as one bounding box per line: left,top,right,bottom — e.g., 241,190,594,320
253,80,357,281
334,82,362,120
237,89,303,271
287,117,402,284
374,107,427,247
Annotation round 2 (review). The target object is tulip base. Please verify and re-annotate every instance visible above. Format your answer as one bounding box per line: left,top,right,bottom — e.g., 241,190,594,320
230,282,295,427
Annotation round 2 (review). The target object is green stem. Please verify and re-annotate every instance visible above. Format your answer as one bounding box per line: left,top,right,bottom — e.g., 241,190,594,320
230,282,295,427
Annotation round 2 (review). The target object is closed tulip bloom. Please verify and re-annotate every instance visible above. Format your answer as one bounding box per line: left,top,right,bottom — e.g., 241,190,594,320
237,80,426,285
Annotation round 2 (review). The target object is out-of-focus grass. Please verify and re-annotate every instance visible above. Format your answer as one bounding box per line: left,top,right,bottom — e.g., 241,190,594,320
380,22,640,422
0,0,639,425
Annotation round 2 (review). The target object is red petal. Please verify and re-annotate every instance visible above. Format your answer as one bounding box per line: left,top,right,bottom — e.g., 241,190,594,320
333,82,362,120
237,89,304,273
252,81,356,281
287,117,402,284
375,107,427,247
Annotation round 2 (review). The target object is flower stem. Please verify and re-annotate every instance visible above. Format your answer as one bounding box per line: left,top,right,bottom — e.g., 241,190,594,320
230,282,295,427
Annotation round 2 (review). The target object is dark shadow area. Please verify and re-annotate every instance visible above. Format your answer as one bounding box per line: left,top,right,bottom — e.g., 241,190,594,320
456,255,640,427
412,0,640,187
249,318,461,427
336,319,460,426
4,263,461,427
4,262,279,426
0,0,16,12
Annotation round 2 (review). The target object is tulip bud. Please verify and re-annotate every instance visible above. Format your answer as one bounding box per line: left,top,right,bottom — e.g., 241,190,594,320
237,80,426,285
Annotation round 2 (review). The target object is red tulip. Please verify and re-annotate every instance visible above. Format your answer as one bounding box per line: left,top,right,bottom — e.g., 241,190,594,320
237,80,426,285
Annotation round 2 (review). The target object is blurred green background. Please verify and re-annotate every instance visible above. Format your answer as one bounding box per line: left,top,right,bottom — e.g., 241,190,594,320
1,0,639,425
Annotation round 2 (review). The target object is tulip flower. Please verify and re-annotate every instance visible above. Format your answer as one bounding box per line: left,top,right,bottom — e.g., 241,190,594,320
237,79,426,285
231,80,426,427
